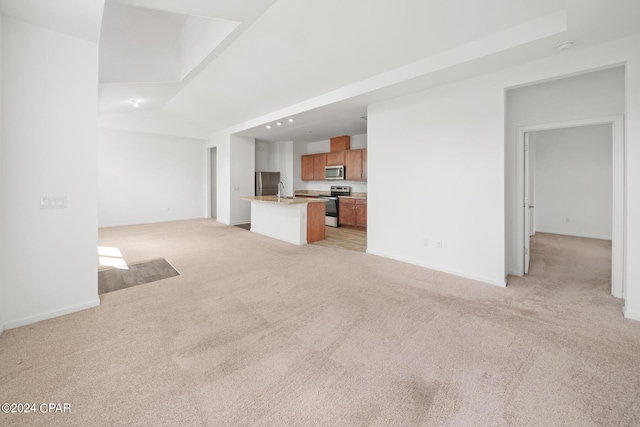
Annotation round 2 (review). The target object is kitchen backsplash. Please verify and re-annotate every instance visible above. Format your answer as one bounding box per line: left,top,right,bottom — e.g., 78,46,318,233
302,182,367,193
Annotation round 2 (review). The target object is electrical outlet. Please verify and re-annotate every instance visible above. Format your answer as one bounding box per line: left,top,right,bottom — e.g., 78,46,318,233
436,240,443,249
234,186,240,191
565,217,571,223
423,238,429,247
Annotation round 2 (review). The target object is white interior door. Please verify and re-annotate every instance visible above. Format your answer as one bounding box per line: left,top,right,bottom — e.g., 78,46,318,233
524,133,531,274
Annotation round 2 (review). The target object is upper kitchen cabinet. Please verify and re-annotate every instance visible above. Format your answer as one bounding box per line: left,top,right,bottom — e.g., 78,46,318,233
361,148,367,181
330,136,350,152
313,153,327,180
301,153,327,181
300,134,366,181
345,148,367,181
301,155,315,181
326,150,345,166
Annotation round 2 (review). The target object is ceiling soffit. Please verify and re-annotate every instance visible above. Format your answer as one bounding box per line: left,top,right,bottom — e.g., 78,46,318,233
99,1,239,83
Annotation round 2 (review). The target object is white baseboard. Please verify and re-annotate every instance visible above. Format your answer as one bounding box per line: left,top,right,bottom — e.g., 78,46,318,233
99,216,206,229
365,249,507,288
2,299,101,331
623,306,640,322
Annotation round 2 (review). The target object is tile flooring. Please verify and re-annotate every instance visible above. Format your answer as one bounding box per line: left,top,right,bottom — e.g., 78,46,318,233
311,226,367,252
236,223,366,252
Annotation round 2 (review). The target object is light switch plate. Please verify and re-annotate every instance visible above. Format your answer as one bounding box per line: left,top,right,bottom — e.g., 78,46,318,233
40,195,67,209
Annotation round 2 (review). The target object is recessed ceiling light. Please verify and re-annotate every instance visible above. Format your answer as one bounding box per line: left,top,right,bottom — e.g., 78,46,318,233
129,99,139,108
266,125,271,129
276,122,282,126
557,41,574,52
288,118,294,123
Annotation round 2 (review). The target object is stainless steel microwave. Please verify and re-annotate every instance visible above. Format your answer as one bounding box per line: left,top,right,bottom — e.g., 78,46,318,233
325,165,345,180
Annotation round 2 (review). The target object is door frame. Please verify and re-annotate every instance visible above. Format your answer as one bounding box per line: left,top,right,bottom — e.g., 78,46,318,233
515,115,625,299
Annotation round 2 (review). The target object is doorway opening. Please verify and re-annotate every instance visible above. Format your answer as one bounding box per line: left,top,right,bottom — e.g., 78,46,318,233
516,116,624,299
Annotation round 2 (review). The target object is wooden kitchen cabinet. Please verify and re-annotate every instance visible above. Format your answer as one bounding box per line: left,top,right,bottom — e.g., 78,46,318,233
345,149,363,180
339,198,356,227
302,153,327,181
361,148,367,181
326,150,345,166
301,155,314,181
313,153,327,180
355,199,367,229
330,136,350,152
301,146,366,181
306,201,326,243
339,198,367,230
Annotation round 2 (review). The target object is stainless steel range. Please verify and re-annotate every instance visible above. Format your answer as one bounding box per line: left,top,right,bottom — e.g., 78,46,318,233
319,186,350,227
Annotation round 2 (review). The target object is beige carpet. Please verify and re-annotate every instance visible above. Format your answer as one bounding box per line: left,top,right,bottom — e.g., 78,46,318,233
1,220,639,426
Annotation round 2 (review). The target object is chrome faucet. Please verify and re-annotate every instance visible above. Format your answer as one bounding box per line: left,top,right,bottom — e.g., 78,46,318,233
277,181,284,198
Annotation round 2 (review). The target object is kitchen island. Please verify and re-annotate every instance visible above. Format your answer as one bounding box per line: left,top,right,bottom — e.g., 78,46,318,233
241,196,326,245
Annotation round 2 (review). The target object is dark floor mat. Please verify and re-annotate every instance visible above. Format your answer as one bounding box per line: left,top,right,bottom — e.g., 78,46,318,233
98,258,180,295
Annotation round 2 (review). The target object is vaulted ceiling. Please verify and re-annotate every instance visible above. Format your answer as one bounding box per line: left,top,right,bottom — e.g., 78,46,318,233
2,0,640,143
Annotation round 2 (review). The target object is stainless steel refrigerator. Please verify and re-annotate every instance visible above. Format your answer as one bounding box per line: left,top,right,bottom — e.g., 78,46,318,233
255,171,280,196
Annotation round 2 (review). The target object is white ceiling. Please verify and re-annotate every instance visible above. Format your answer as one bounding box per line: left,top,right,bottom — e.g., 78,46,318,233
0,0,104,42
97,0,273,115
2,0,640,143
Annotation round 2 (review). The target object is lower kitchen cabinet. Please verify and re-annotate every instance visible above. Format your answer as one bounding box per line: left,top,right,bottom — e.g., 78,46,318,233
338,198,367,230
355,199,367,229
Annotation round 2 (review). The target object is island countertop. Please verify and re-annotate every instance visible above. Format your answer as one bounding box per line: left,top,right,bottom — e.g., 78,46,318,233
241,196,327,205
241,196,326,245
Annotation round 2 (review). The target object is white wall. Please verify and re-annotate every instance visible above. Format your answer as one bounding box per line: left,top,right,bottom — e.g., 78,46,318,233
0,12,5,336
534,125,612,240
505,67,624,274
292,133,368,193
229,135,255,224
99,110,211,141
98,129,207,227
1,17,100,329
625,52,640,320
255,140,295,196
210,131,231,224
255,141,271,171
209,132,256,225
368,78,506,286
278,141,294,197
